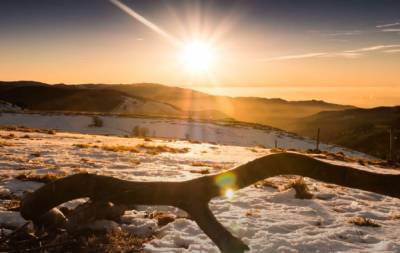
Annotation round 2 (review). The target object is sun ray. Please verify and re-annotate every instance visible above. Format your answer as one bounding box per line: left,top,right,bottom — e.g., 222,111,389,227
109,0,181,47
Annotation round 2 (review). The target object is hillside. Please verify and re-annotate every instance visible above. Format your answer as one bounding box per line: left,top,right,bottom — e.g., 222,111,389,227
0,112,369,157
82,83,354,129
0,128,399,252
0,81,353,128
0,82,183,117
0,100,20,112
292,107,400,160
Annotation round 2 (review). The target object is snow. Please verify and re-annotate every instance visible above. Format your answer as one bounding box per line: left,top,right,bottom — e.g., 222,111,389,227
112,96,181,115
0,119,399,252
0,112,368,158
0,101,20,112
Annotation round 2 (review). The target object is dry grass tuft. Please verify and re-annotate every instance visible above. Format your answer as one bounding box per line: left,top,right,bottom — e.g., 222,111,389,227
73,143,91,149
245,209,261,217
101,145,139,153
190,161,230,170
0,133,15,139
2,199,20,211
189,168,210,174
390,213,400,220
270,148,286,153
287,177,313,199
0,141,13,147
254,179,279,189
78,230,149,252
1,229,149,253
0,125,56,135
348,216,380,227
255,144,266,149
137,144,189,155
15,172,62,183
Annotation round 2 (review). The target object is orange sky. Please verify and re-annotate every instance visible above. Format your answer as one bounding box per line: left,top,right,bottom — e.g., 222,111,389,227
1,0,399,107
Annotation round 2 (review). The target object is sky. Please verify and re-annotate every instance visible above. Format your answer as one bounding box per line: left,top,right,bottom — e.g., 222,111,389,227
0,0,399,107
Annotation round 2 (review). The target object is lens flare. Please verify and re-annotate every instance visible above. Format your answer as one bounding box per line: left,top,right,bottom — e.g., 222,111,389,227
225,188,235,199
215,172,237,198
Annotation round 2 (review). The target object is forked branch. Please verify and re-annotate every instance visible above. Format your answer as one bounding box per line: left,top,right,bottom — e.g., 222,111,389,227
20,153,400,253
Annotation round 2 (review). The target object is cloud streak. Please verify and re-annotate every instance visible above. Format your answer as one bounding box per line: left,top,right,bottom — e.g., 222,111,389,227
327,30,362,36
261,44,400,61
345,44,400,53
381,28,400,32
263,53,328,61
376,22,400,28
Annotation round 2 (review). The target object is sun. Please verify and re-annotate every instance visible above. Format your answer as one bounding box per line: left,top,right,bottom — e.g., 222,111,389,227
181,41,215,73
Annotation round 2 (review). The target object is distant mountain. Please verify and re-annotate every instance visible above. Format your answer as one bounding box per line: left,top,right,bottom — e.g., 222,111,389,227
81,83,354,129
0,81,183,117
292,106,400,160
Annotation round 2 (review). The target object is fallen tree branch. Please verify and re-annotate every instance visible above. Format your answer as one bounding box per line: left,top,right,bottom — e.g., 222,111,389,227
20,153,400,253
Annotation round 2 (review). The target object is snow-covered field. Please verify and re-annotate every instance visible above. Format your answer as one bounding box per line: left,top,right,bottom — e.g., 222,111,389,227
1,129,400,252
0,112,368,158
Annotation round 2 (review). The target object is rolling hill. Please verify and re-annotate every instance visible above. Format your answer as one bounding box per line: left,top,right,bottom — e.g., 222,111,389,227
0,81,183,117
292,106,400,160
81,83,354,129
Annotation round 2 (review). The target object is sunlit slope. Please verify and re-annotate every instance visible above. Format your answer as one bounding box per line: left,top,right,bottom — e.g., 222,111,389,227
83,83,354,128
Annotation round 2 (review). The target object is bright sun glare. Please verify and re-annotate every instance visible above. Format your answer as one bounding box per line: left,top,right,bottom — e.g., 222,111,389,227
181,41,215,73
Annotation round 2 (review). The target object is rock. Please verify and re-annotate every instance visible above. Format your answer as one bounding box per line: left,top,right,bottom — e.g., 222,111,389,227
35,208,67,230
86,219,121,233
150,211,176,227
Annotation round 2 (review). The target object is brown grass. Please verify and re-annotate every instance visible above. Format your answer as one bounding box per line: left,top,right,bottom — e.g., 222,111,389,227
0,133,15,139
1,229,149,253
15,172,62,183
270,148,286,153
348,216,380,227
287,177,313,199
245,209,261,217
0,125,56,135
73,143,91,149
190,161,230,170
2,199,20,211
254,179,279,189
101,145,139,153
137,144,189,155
0,141,12,147
255,144,266,149
189,168,210,174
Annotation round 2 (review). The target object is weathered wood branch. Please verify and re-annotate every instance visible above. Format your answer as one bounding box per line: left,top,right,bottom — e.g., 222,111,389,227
20,153,400,253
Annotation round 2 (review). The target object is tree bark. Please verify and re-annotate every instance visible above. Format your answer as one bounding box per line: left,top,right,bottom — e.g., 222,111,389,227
20,153,400,253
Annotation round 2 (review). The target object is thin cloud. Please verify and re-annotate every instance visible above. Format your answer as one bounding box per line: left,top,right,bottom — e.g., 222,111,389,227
345,44,400,53
327,30,362,36
376,22,400,28
262,52,327,61
384,49,400,53
324,52,361,59
381,28,400,32
259,44,400,61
